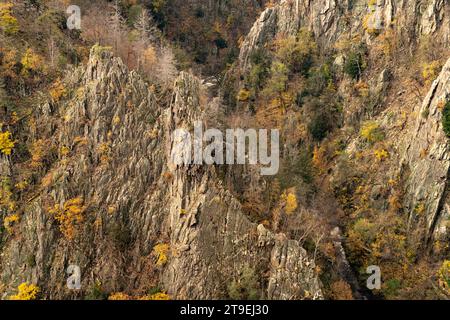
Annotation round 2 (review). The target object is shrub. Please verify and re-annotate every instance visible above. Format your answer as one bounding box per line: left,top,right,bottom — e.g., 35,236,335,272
263,61,289,100
248,64,269,90
3,214,19,233
140,292,170,300
0,131,15,155
344,51,364,79
10,282,39,300
442,101,450,137
21,48,43,75
29,139,50,168
0,3,19,36
228,265,260,300
275,28,317,75
108,222,131,250
309,113,332,141
422,60,441,86
438,260,450,295
85,280,107,300
360,121,384,144
330,280,354,300
153,243,170,266
91,44,112,57
237,88,251,102
48,197,86,239
108,292,131,300
49,79,67,102
282,191,298,214
374,149,389,161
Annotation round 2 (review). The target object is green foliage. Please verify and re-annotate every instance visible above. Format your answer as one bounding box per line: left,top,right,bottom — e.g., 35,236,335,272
91,44,113,57
247,49,271,90
108,222,132,250
275,28,317,75
214,35,228,50
85,280,107,300
263,61,288,97
228,265,260,300
127,5,143,26
279,149,315,189
442,101,450,137
344,50,365,79
384,278,401,298
309,113,332,141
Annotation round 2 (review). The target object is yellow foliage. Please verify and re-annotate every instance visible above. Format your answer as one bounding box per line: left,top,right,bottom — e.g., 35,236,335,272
354,81,369,98
0,131,15,155
153,243,169,266
108,292,131,300
374,148,389,161
438,260,450,295
97,142,111,164
48,197,86,239
414,202,426,215
10,282,39,300
0,3,19,35
422,60,442,86
4,213,19,233
281,191,298,215
113,116,121,125
388,194,402,212
312,145,327,173
237,88,251,102
139,292,170,300
21,48,43,74
15,180,28,191
152,0,166,13
143,46,157,66
49,79,67,102
360,121,383,144
29,139,48,168
0,183,15,211
60,146,70,157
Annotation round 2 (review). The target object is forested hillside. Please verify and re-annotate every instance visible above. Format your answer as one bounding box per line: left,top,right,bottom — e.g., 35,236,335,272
0,0,449,300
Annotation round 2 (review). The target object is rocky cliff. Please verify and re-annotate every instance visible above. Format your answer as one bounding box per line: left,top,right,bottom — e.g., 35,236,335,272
239,0,450,73
1,0,450,300
0,47,322,299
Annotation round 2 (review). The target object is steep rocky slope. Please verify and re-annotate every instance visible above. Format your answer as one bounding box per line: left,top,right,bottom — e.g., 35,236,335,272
239,0,449,71
399,57,450,243
225,0,450,299
1,0,450,300
0,47,322,299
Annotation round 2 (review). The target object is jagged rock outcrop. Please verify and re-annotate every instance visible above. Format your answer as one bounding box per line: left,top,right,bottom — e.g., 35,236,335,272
400,57,450,242
238,0,450,73
0,47,322,299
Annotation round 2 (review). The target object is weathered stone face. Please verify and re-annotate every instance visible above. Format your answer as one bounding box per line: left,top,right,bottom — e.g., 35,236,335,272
400,58,450,242
0,47,323,300
238,0,450,74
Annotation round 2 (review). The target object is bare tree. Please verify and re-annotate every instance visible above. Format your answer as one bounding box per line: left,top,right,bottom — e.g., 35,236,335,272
157,46,178,86
109,0,126,52
134,8,159,46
